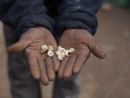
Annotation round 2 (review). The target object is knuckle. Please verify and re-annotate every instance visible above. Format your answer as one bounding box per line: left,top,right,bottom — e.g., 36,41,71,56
41,70,47,74
45,57,52,62
47,67,53,71
66,64,73,68
60,66,65,69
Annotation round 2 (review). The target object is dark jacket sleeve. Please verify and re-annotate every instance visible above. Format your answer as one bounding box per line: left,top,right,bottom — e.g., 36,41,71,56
56,0,104,35
0,0,54,39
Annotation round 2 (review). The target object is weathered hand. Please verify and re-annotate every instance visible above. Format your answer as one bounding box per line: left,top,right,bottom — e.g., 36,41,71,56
58,29,105,79
7,27,60,85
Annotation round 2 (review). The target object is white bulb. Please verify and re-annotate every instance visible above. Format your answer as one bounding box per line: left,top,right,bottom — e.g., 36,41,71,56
47,51,54,57
42,45,48,50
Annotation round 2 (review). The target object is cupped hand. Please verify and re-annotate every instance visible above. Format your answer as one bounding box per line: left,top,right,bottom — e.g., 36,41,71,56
7,26,60,85
58,29,105,79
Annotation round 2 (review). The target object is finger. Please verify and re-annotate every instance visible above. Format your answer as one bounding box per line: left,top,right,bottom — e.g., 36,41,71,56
63,56,77,79
58,57,69,79
26,51,40,80
38,58,49,86
84,35,105,59
49,42,60,72
7,39,29,54
53,55,60,72
88,39,105,59
73,52,90,74
45,57,55,81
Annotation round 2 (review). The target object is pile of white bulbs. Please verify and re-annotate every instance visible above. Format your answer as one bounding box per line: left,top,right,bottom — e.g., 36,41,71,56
41,45,75,61
56,46,75,61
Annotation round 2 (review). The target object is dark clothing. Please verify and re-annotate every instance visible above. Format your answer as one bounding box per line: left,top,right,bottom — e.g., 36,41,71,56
0,0,104,39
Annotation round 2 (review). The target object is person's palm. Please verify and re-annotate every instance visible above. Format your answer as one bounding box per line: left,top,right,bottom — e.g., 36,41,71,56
58,29,105,79
7,27,60,85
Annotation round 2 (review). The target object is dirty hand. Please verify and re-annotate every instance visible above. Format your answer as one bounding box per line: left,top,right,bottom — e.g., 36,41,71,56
7,27,60,85
58,29,105,79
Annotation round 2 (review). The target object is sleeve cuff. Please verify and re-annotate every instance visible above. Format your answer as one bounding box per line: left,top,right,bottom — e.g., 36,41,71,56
56,6,98,36
56,19,97,36
15,15,54,39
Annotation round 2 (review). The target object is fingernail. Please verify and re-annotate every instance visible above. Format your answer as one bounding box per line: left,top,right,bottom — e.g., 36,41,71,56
101,52,105,59
104,54,105,58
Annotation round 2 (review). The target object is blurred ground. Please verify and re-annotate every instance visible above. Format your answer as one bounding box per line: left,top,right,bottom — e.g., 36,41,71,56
0,6,130,98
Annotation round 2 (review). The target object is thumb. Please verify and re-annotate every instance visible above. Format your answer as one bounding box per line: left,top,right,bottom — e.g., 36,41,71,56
7,39,29,54
88,39,105,59
83,34,105,59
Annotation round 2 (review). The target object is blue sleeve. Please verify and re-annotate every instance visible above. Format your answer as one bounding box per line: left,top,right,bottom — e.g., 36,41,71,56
56,0,104,35
0,0,54,39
